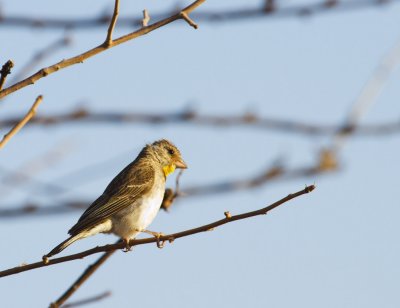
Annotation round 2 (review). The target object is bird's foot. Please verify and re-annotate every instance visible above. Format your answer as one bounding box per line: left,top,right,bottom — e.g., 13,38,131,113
142,230,165,248
122,238,132,252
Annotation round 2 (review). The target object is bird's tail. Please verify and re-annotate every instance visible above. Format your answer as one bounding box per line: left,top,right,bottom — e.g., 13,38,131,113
43,233,83,260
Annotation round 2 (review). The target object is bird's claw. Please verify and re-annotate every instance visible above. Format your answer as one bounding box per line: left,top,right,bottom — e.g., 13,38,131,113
123,239,132,252
142,230,166,249
154,232,165,249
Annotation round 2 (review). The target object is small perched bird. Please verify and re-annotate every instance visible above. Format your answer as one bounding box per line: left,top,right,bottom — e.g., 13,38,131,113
43,139,187,260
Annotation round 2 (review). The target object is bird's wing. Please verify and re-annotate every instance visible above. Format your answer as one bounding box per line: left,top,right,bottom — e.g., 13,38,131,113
68,162,155,236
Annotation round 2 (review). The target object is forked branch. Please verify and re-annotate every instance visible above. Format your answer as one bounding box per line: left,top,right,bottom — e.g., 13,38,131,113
0,0,205,99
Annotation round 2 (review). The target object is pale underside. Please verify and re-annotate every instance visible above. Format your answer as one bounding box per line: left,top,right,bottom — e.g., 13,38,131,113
78,172,165,241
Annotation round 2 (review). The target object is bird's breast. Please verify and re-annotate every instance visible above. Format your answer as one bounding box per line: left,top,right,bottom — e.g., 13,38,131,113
111,176,165,239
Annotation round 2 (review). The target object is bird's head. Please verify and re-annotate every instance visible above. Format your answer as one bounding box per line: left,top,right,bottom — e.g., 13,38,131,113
151,139,187,177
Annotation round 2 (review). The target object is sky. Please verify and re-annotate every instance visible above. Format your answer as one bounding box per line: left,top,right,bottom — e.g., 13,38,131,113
1,1,400,307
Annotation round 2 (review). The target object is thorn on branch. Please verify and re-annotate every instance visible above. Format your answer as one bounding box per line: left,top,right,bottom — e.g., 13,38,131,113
142,9,150,27
179,12,198,29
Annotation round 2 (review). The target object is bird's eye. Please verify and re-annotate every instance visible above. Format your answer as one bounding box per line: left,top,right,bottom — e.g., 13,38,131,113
168,149,175,155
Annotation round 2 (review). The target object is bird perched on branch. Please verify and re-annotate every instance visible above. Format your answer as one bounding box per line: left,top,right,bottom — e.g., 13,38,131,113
43,139,187,261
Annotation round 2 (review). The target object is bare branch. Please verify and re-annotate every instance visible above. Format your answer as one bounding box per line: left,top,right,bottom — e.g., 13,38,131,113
0,159,329,218
1,107,398,136
50,247,116,308
0,95,43,150
0,60,14,91
0,0,206,99
0,185,315,278
104,0,120,46
0,0,397,30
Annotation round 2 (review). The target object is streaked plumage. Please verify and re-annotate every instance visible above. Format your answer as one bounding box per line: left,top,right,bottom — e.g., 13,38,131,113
43,139,187,259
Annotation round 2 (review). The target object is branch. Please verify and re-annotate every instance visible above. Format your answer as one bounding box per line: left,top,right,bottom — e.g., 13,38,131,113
0,0,205,99
0,184,315,278
50,247,116,308
0,0,397,29
104,0,120,46
1,107,399,136
0,60,14,91
0,95,43,150
0,158,331,218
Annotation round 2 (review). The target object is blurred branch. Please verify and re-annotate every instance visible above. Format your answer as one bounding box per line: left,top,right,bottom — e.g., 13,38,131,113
9,35,71,85
0,60,14,91
0,0,398,29
0,155,331,218
0,0,205,99
0,139,75,198
0,184,315,277
1,107,399,136
332,36,400,151
161,170,184,211
50,246,116,308
61,291,111,308
0,95,43,150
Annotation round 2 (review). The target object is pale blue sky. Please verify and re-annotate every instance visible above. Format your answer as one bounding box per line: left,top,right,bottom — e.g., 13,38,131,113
1,1,400,307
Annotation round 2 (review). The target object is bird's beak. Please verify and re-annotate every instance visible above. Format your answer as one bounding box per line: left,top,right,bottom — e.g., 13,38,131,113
175,158,188,169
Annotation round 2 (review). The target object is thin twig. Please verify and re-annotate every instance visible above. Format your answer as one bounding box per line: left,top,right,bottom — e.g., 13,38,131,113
50,245,117,308
61,291,111,308
0,0,397,29
0,184,315,277
0,95,43,150
0,60,14,91
0,0,205,99
104,0,120,46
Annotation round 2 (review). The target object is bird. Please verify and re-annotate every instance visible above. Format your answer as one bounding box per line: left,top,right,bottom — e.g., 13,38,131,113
43,139,187,261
